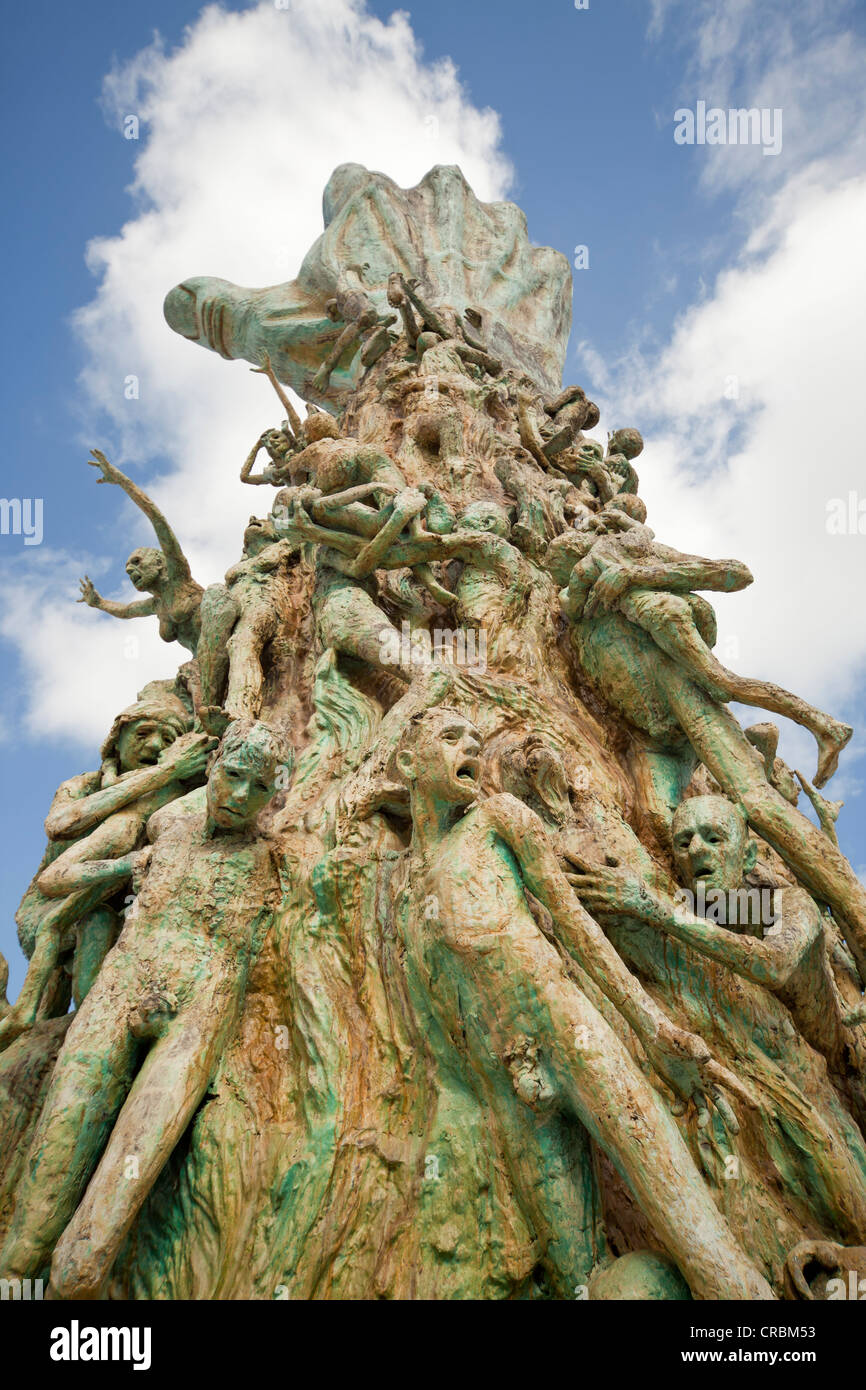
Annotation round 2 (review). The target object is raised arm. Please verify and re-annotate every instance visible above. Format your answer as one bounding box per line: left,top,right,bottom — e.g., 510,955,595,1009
250,354,303,437
88,451,192,578
240,436,277,485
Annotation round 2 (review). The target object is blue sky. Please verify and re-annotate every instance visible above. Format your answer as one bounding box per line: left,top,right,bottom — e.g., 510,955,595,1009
1,0,865,995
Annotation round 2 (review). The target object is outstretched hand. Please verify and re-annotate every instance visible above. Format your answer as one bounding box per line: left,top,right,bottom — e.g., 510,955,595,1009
77,575,102,607
87,449,124,485
159,730,218,782
562,852,659,922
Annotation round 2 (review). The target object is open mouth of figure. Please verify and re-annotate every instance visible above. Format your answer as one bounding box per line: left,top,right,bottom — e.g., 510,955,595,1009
455,757,479,785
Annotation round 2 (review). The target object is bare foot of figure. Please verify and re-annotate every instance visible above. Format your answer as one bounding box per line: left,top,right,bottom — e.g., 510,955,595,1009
814,719,853,788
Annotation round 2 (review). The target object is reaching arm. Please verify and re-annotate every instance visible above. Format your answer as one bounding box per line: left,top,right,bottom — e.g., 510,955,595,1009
44,732,214,842
563,863,817,992
78,577,157,620
240,437,276,485
88,451,192,578
482,793,673,1045
250,354,303,436
629,545,753,594
652,882,815,990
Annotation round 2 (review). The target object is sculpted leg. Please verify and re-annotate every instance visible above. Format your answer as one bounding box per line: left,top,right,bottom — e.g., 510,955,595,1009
0,978,137,1278
622,591,852,784
224,606,276,720
0,880,126,1050
316,575,421,682
50,968,237,1299
460,917,773,1300
72,906,121,1007
197,583,239,709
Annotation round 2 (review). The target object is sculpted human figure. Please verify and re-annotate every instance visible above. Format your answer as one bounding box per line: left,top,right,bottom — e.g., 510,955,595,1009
239,426,297,487
393,707,772,1300
0,719,289,1298
561,504,852,787
196,514,301,728
387,273,502,376
494,455,588,557
604,427,644,494
280,495,572,693
516,384,600,473
566,795,866,1128
311,276,396,394
544,511,866,979
1,691,213,1050
77,451,204,654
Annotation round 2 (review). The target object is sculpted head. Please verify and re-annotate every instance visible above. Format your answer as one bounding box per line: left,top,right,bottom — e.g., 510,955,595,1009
243,515,279,555
608,428,644,461
576,438,605,464
101,686,192,774
671,795,757,895
459,500,511,538
302,409,340,445
126,547,167,592
115,719,177,771
543,525,602,585
601,494,648,526
262,427,292,463
395,708,481,807
206,720,292,833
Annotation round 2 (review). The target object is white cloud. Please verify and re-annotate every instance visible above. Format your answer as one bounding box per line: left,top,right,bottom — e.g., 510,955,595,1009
0,0,511,750
585,6,866,798
653,0,866,203
0,551,184,745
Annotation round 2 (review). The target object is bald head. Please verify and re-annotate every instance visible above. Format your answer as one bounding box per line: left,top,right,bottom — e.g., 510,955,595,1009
671,795,756,895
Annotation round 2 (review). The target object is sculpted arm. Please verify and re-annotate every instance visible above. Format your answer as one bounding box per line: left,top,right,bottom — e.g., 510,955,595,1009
43,734,213,841
240,436,277,485
77,581,157,619
567,865,819,991
88,450,192,578
648,882,818,989
627,545,753,594
481,793,674,1045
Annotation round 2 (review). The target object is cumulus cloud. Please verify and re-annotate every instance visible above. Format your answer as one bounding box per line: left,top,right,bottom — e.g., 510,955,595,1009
0,0,511,750
584,2,866,796
651,0,866,202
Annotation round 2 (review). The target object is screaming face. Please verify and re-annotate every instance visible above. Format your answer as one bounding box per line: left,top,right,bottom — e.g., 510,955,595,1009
398,710,482,807
116,719,177,771
126,547,165,591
